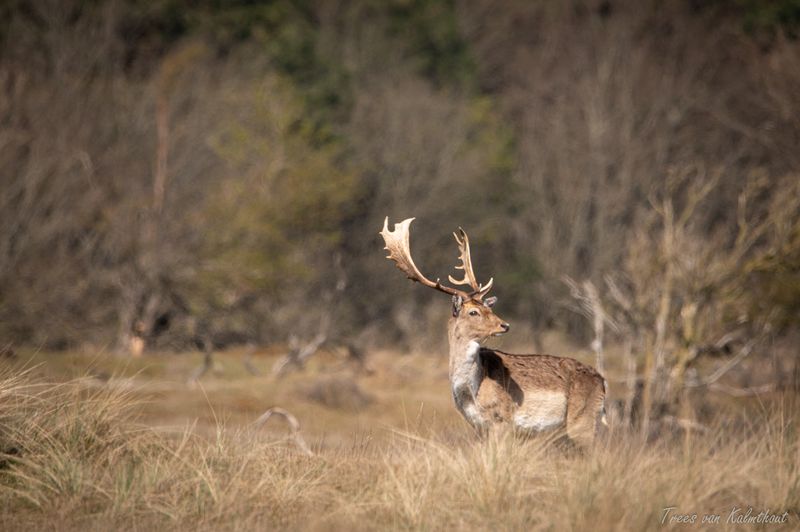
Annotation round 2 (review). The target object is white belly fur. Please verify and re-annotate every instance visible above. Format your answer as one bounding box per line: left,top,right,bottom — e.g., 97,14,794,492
513,391,567,432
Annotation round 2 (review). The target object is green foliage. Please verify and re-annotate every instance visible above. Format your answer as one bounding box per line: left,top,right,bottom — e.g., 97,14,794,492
195,75,360,310
461,97,537,294
124,0,350,141
737,0,800,36
464,96,518,210
122,0,478,130
385,0,476,86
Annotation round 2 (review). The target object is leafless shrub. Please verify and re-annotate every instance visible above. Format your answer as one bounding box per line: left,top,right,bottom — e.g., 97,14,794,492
567,170,800,434
459,1,800,332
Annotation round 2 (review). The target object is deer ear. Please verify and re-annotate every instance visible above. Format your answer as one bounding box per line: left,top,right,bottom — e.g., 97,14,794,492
484,296,497,308
451,295,463,317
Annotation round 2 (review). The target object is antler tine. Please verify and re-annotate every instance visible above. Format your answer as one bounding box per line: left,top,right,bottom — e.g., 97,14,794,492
380,217,467,298
447,228,480,292
447,227,494,300
476,277,494,298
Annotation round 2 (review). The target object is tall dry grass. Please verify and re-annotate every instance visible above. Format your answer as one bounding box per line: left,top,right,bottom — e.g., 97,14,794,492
0,367,797,531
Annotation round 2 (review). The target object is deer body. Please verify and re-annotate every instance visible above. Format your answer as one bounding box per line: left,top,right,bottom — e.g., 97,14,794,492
447,299,606,445
380,217,607,447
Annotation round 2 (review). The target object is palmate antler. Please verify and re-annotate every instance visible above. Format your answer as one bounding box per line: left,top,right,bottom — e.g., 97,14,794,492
380,217,493,301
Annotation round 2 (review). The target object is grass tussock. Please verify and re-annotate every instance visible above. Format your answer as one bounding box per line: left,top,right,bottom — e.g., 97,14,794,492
0,367,798,531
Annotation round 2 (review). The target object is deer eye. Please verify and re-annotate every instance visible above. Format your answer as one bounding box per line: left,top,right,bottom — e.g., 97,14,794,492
468,309,480,317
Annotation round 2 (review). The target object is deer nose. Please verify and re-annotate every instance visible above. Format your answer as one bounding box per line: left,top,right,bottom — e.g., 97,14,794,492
501,322,510,332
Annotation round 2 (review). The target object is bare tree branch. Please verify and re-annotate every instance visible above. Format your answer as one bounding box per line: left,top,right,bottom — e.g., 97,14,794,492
253,407,313,456
707,382,777,397
685,340,756,388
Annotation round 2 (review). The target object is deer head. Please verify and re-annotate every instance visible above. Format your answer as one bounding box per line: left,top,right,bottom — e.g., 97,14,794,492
380,217,509,342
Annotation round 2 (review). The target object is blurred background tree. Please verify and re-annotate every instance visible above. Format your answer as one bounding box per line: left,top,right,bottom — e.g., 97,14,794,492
0,0,798,380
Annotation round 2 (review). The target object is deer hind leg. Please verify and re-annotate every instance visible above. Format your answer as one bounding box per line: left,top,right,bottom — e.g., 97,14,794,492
566,379,606,448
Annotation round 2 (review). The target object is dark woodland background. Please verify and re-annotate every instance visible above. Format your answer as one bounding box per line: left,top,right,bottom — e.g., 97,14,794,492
1,0,799,365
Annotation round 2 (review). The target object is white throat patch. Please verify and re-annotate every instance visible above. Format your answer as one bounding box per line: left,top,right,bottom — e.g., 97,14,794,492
450,340,486,428
465,340,480,361
461,340,481,397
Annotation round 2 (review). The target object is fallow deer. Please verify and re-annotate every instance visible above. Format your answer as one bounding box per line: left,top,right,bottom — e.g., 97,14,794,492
380,217,607,447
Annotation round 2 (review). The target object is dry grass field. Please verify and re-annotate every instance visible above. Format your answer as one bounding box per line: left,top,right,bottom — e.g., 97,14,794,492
0,345,797,531
3,2,799,531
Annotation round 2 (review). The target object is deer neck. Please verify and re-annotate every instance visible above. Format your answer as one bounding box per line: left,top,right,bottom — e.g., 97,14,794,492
447,319,484,407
